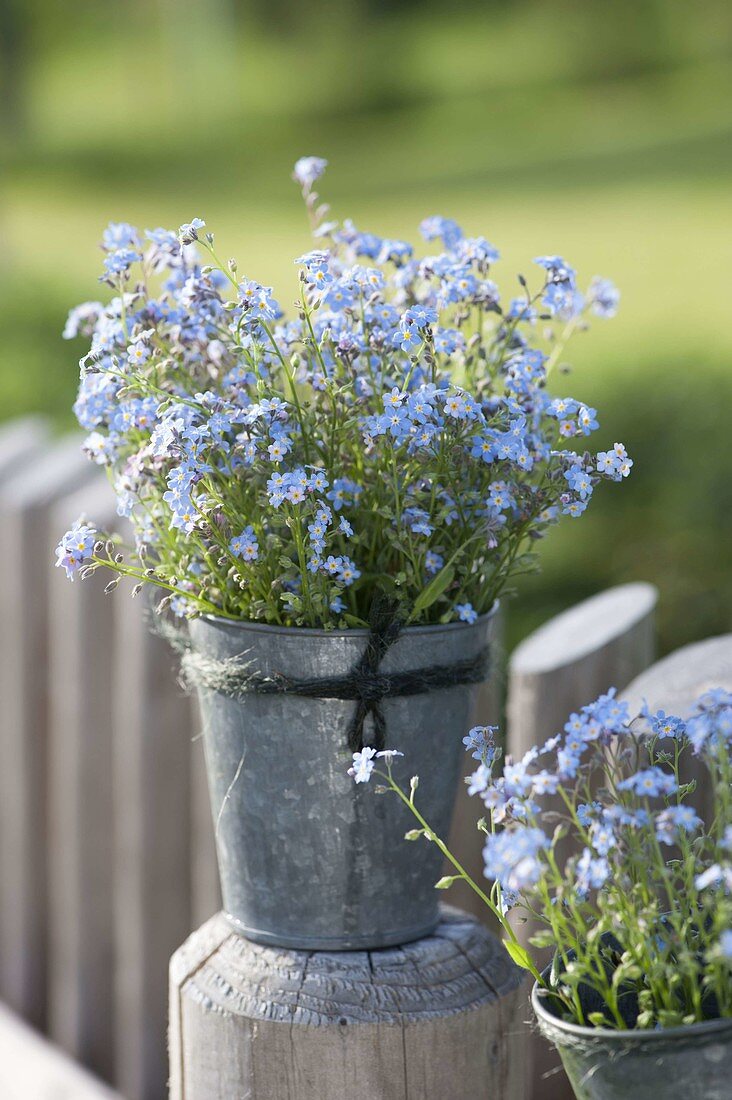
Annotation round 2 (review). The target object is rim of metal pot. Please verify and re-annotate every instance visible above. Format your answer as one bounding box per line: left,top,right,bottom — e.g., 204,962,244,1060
195,599,499,638
531,969,732,1046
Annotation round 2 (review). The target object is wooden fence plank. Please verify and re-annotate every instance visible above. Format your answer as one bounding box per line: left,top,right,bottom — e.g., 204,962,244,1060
506,582,658,1100
0,416,49,473
0,437,95,1026
0,1003,122,1100
113,594,195,1100
47,476,118,1081
508,583,658,759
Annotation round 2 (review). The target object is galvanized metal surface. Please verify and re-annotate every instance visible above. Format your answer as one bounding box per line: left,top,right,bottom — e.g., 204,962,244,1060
188,609,497,950
532,982,732,1100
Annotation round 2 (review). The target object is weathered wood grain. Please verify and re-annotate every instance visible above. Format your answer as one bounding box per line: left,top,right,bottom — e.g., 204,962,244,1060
0,1002,122,1100
507,582,658,1100
47,475,118,1079
0,436,95,1025
170,906,527,1100
113,593,195,1100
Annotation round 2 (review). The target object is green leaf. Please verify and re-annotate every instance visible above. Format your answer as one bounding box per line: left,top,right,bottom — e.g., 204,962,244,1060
408,565,455,621
435,875,459,890
503,939,536,972
588,1012,610,1027
343,613,370,628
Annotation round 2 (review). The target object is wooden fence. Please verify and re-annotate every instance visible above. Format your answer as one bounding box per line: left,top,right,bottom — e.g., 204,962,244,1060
0,418,219,1100
0,415,727,1099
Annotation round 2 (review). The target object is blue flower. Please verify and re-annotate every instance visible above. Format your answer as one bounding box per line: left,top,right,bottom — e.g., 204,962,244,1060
102,248,141,277
577,802,602,827
463,725,498,763
564,467,594,500
339,516,353,538
178,217,205,245
229,525,259,562
292,156,327,189
55,519,98,580
596,443,633,481
617,767,678,798
589,821,616,856
337,557,360,585
455,602,478,624
644,707,686,740
482,827,548,892
330,595,346,613
102,223,140,251
420,216,463,249
425,550,444,576
589,277,620,318
576,848,609,896
238,280,281,324
655,806,701,845
347,746,377,784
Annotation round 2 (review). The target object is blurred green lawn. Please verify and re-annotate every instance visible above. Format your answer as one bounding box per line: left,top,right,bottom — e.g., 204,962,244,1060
2,1,730,654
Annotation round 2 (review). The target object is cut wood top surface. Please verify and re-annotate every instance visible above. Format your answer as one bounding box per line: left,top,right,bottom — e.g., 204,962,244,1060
623,634,732,717
173,906,522,1026
511,583,658,674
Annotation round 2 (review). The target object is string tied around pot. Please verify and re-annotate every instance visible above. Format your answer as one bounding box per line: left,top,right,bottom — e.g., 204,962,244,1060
153,596,490,753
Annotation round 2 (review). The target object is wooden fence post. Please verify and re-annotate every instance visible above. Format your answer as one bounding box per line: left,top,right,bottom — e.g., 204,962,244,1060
506,582,658,1100
169,906,527,1100
47,475,118,1079
0,436,94,1025
113,592,196,1100
508,583,658,764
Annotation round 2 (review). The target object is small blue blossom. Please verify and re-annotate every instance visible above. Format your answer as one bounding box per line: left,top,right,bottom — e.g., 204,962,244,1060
348,746,377,784
292,156,328,189
455,602,478,624
618,767,678,798
229,525,259,562
655,805,701,845
463,725,498,763
178,217,205,245
483,827,548,892
420,216,463,249
102,222,140,251
576,848,610,896
424,550,444,576
55,519,98,580
589,277,620,318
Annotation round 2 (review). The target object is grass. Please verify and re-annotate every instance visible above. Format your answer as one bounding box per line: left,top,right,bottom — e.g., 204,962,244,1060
2,2,730,656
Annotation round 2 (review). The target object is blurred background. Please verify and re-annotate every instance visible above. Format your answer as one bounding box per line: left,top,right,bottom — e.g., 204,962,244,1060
1,0,731,651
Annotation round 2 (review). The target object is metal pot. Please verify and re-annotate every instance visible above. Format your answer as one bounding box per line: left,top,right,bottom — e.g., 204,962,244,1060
532,977,732,1100
188,606,497,950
